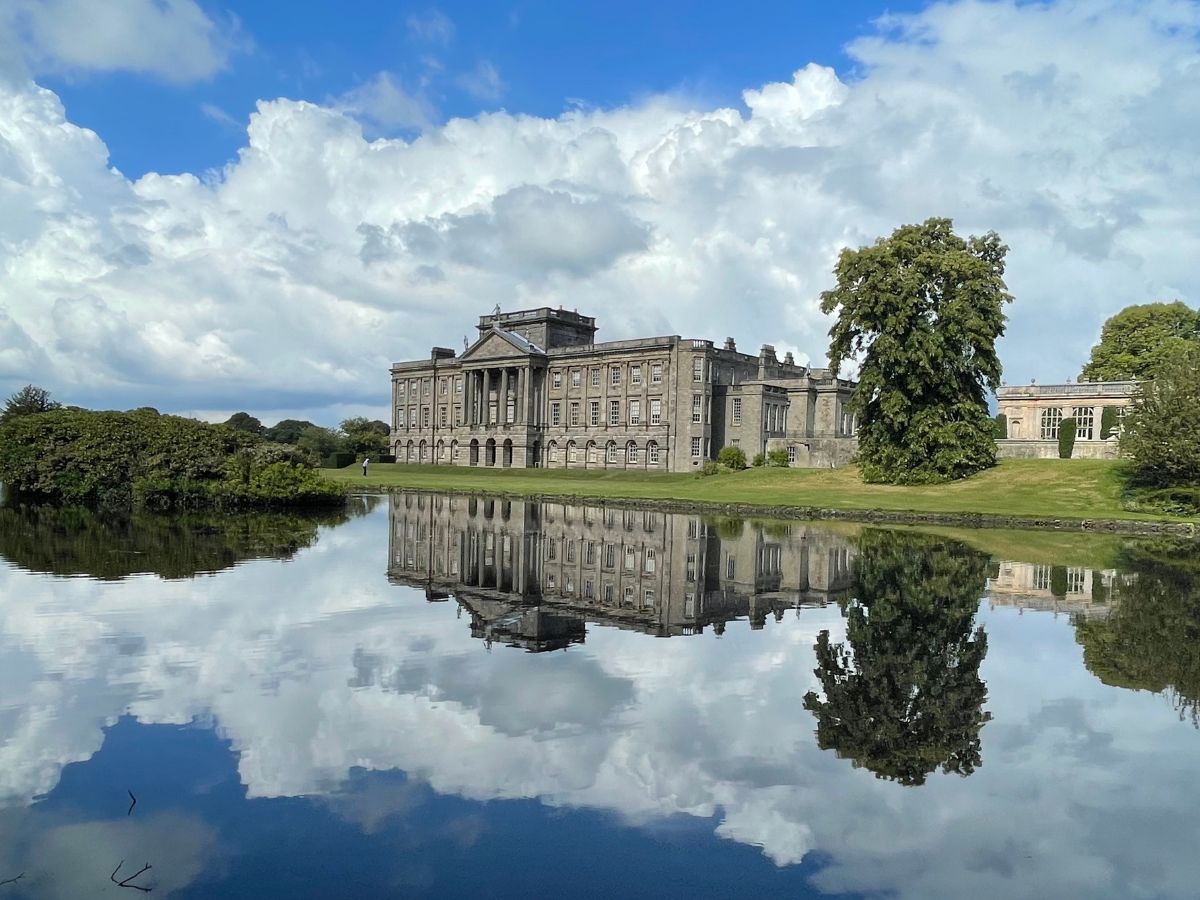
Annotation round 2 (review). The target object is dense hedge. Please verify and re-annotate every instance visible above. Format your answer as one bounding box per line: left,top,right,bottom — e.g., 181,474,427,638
992,413,1008,439
1100,406,1118,440
0,408,344,510
1057,417,1077,459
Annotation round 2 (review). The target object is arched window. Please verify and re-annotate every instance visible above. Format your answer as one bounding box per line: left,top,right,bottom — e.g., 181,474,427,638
418,440,427,462
436,439,445,460
1040,408,1063,440
568,441,578,463
549,440,559,464
406,440,414,462
626,441,639,464
647,441,659,465
606,441,617,464
451,440,459,461
586,441,598,464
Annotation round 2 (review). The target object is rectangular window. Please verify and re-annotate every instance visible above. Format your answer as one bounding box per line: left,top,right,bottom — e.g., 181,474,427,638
409,407,416,429
424,379,431,396
726,556,735,578
586,541,596,565
454,405,462,426
609,400,620,425
399,383,406,396
439,407,447,427
585,579,594,599
644,548,656,573
591,367,601,387
692,395,702,423
651,362,663,384
1040,408,1063,440
605,544,616,568
692,357,703,382
610,366,621,386
624,546,636,571
691,436,701,457
570,402,580,427
629,400,641,425
604,583,615,603
456,376,463,393
788,445,796,464
422,407,430,428
1073,406,1095,441
732,397,742,425
631,364,642,384
552,370,562,389
589,401,600,426
686,552,696,582
551,403,561,426
397,408,406,428
440,378,448,396
650,399,661,425
571,369,581,387
567,540,576,562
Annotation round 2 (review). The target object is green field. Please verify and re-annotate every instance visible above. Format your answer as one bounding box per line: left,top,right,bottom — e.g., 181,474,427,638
322,458,1195,526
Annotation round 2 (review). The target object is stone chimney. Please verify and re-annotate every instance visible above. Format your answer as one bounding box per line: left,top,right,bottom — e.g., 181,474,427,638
724,337,736,351
783,352,794,366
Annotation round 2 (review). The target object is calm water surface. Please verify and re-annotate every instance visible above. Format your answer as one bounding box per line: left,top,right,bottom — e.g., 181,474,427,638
0,492,1197,898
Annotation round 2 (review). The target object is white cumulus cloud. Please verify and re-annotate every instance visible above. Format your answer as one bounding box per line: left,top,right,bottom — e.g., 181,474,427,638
0,0,1198,420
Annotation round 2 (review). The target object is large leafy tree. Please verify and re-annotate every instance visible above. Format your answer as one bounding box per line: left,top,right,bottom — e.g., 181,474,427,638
1120,346,1200,489
820,218,1012,484
803,530,992,786
1080,301,1200,382
340,417,390,456
1,384,61,423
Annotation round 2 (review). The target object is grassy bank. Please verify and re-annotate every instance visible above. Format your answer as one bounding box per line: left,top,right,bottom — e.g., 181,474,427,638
322,458,1195,526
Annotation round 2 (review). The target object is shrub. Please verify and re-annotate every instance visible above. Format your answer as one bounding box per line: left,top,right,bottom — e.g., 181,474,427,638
717,446,747,470
1057,417,1077,459
698,461,721,477
321,452,356,469
766,448,790,467
1099,406,1118,440
752,453,766,467
992,412,1008,439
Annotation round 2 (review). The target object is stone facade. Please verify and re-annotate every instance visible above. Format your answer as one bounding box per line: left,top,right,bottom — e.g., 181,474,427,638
995,381,1139,460
390,306,859,470
386,492,856,642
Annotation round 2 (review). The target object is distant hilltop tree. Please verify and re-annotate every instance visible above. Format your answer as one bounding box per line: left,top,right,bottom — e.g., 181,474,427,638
1080,300,1200,382
820,217,1011,484
1,384,61,424
224,411,265,434
264,418,318,444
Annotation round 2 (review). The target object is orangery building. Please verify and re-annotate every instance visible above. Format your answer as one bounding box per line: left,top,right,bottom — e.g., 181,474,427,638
390,306,858,471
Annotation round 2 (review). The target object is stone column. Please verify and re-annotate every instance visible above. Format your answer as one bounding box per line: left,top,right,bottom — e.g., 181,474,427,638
500,368,510,426
515,369,524,424
481,369,490,426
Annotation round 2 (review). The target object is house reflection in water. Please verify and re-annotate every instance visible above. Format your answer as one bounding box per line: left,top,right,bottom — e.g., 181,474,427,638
987,561,1137,620
387,492,856,650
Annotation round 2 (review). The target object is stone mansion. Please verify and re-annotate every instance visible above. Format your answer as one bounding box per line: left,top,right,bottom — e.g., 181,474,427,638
390,306,859,471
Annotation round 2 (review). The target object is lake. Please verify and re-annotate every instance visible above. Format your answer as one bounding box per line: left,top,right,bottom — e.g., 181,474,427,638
0,491,1197,898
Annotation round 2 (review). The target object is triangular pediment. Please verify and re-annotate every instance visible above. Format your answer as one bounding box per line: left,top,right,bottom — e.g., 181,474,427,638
459,328,545,362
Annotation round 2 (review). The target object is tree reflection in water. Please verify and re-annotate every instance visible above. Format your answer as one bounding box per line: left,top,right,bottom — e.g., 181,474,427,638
0,495,380,580
1075,540,1200,725
803,529,992,786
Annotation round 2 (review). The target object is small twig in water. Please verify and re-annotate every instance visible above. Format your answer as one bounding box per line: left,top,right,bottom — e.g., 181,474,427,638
0,873,24,888
110,860,153,892
127,789,137,816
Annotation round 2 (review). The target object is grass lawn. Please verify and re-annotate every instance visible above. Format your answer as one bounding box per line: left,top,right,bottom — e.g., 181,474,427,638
322,458,1195,525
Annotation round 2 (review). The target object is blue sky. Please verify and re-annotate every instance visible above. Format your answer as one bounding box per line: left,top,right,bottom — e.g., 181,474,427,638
1,0,1198,424
44,1,928,179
